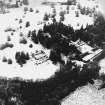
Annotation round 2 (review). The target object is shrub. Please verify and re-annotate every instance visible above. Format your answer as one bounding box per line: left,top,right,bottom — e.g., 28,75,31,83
20,26,22,29
36,10,39,13
24,7,28,12
8,59,12,64
19,19,22,24
59,11,65,17
11,32,14,36
19,38,27,44
26,21,30,28
75,11,79,17
2,56,7,62
29,44,33,48
7,36,11,41
27,30,31,37
20,32,23,37
60,15,65,22
29,8,34,12
25,52,30,60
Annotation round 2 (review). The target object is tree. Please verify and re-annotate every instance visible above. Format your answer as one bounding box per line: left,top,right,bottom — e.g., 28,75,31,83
23,0,29,5
49,49,64,65
43,13,49,21
31,30,38,44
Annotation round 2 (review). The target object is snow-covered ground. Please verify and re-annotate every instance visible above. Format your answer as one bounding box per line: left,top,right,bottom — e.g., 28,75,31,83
61,83,105,105
1,1,105,105
0,6,61,81
0,0,101,81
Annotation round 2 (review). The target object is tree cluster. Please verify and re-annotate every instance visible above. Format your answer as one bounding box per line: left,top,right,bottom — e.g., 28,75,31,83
9,60,100,105
15,51,30,67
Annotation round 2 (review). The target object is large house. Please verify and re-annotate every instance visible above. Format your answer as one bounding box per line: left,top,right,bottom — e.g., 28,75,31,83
71,39,103,62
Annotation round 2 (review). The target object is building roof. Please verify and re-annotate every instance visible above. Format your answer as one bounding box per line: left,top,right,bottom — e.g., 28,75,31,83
71,40,103,61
